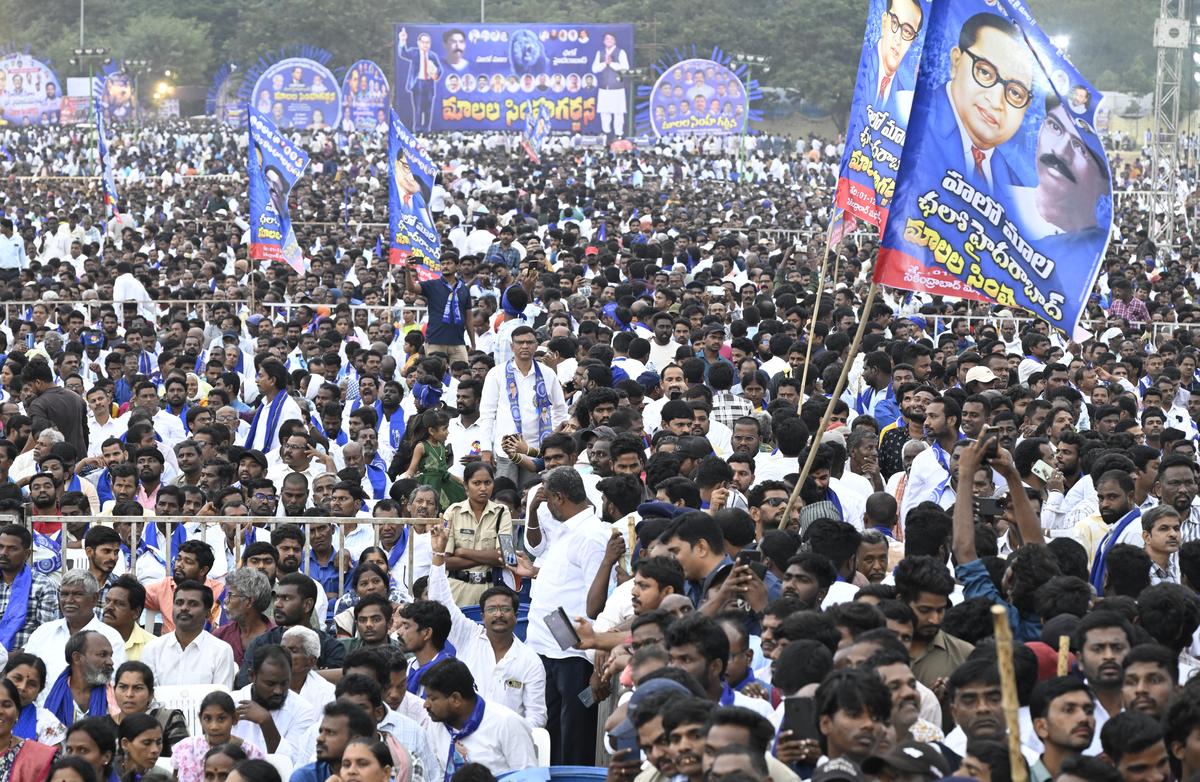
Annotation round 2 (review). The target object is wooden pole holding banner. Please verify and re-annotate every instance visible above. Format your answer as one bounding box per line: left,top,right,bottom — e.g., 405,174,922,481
992,605,1029,782
1057,635,1071,676
782,281,880,528
797,222,837,401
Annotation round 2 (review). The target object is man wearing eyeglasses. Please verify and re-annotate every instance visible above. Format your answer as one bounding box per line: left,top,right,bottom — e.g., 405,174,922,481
931,12,1034,190
426,522,548,728
870,0,924,117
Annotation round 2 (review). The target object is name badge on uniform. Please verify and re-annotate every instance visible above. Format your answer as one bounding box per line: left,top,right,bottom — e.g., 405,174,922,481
504,678,524,690
460,528,476,537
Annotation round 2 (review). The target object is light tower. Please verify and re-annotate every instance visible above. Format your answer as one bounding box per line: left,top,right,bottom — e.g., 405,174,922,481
1151,0,1189,248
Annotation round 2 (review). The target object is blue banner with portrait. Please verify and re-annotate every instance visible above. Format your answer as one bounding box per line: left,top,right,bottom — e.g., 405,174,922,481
875,0,1111,335
342,60,389,131
251,57,341,130
93,95,119,218
248,107,310,273
521,100,551,163
835,0,932,230
393,23,633,133
100,71,136,124
387,108,440,269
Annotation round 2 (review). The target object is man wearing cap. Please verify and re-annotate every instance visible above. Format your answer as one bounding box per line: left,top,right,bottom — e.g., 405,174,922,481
861,739,951,781
963,365,998,394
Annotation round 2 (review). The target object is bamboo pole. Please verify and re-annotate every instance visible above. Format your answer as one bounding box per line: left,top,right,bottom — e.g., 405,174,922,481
797,222,836,401
782,282,880,527
1057,635,1070,677
993,605,1029,782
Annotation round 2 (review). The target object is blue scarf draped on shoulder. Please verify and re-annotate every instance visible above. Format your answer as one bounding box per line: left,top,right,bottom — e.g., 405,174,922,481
0,564,32,648
44,666,108,726
408,648,453,694
443,696,486,782
1090,507,1143,594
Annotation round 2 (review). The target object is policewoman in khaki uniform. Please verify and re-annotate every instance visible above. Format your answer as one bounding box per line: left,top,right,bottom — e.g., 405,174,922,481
441,461,513,606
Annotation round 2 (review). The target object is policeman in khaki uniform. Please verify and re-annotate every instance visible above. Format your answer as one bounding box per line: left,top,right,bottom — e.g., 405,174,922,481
441,465,514,606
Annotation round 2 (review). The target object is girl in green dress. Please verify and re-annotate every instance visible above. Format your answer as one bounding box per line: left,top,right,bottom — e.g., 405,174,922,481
399,410,466,507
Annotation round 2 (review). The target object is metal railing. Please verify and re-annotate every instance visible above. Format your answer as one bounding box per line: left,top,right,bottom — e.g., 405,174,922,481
36,515,442,595
7,298,431,326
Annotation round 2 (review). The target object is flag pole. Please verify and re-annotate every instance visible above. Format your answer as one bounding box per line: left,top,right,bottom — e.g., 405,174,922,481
782,280,879,527
797,221,837,401
993,605,1029,782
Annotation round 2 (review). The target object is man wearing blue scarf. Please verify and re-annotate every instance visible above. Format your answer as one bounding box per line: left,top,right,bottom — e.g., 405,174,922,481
0,524,60,650
404,253,474,364
423,658,537,780
44,630,114,727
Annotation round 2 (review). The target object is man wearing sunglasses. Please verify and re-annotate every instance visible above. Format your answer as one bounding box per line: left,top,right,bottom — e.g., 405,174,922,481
931,12,1034,190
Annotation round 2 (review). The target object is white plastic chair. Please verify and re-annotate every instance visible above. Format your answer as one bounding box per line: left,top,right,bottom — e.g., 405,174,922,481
265,753,294,781
155,684,231,737
65,548,88,571
531,727,551,767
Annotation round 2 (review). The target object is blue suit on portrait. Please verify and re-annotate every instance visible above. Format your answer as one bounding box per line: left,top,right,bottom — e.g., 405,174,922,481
399,45,442,132
845,44,917,207
921,84,1026,192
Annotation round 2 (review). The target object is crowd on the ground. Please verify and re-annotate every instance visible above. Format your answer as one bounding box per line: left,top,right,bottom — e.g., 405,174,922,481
0,118,1195,782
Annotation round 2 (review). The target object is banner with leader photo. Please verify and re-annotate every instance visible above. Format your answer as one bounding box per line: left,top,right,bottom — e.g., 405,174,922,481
342,59,390,132
248,107,310,274
387,108,441,271
251,57,342,131
835,0,932,229
874,0,1111,335
521,100,552,163
0,53,62,125
392,23,634,134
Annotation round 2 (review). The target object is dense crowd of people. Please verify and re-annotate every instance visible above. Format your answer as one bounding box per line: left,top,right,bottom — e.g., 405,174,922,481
0,117,1192,782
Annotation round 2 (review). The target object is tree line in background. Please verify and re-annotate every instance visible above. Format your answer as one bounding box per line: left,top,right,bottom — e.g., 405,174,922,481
0,0,1156,120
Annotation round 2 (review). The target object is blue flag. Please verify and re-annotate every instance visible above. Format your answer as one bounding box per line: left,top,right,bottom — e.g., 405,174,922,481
521,101,552,164
248,107,310,274
93,95,119,219
874,0,1111,335
387,108,440,269
834,0,933,233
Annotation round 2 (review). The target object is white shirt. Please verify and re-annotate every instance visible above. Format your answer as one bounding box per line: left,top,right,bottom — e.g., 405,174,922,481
526,507,612,659
899,444,951,529
229,684,320,767
28,618,127,701
429,563,547,726
151,410,188,450
244,392,304,452
296,669,337,711
478,360,569,455
87,416,128,457
424,699,538,779
113,272,156,321
141,630,238,687
447,415,485,480
647,339,682,372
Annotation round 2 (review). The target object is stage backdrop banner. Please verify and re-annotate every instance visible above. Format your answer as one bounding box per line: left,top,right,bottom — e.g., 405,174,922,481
250,57,341,130
875,0,1111,335
0,53,62,125
248,107,310,273
835,0,933,230
393,23,634,133
647,58,748,136
342,59,390,131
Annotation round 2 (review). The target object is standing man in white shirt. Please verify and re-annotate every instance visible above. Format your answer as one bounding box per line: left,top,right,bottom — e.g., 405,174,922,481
244,358,303,453
524,466,613,765
447,379,485,481
85,386,127,457
130,382,186,451
0,218,27,286
898,396,960,527
428,524,547,726
421,658,538,779
140,580,237,687
478,325,568,487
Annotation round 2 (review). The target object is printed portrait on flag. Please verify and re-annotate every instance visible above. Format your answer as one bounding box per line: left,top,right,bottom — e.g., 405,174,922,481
875,0,1111,334
388,109,441,266
835,0,932,229
248,107,310,273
